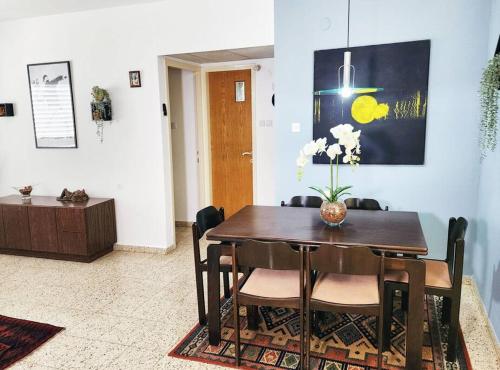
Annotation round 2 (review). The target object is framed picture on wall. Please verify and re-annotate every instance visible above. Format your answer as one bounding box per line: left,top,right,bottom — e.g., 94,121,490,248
129,71,141,87
27,61,77,148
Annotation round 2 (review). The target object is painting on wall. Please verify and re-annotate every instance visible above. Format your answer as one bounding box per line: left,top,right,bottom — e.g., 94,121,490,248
313,40,430,164
27,61,77,148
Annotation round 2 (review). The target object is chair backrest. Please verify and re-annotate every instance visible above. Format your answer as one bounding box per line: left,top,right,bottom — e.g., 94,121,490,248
344,197,386,211
194,206,225,239
446,217,468,287
281,195,323,208
235,240,302,270
309,244,382,276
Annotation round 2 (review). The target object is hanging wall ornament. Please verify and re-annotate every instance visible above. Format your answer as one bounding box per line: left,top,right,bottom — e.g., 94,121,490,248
90,86,112,143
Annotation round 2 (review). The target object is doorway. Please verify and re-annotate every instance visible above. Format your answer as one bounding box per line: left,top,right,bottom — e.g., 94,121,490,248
208,69,253,217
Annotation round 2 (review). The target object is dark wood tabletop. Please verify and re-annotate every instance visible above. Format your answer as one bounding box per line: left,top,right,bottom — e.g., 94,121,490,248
207,205,428,255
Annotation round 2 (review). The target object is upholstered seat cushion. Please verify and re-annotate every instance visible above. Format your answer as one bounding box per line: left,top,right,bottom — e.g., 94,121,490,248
240,268,301,299
311,272,379,305
220,255,232,265
385,259,452,289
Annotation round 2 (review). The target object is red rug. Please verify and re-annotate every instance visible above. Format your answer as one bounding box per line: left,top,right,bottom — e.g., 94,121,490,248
0,315,64,369
169,295,471,369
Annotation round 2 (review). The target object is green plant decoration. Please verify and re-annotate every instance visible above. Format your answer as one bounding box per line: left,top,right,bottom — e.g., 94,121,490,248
91,86,110,102
479,54,500,159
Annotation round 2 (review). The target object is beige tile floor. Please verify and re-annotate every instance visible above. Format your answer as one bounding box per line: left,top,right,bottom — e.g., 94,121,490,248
0,227,498,369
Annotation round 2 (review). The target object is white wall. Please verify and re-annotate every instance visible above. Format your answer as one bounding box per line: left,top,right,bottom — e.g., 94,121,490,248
169,68,198,223
0,0,274,249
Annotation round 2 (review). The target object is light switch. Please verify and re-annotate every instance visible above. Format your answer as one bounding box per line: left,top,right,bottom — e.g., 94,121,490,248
259,120,266,127
266,120,273,127
291,122,301,133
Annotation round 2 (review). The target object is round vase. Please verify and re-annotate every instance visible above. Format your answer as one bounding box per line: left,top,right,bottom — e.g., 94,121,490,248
320,200,347,227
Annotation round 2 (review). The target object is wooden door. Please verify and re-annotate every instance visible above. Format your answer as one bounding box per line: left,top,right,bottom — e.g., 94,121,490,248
209,69,253,217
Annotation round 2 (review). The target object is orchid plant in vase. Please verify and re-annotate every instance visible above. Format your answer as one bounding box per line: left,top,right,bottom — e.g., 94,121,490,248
296,124,361,226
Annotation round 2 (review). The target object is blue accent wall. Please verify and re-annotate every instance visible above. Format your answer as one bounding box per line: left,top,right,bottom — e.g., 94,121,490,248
474,0,500,342
274,0,497,338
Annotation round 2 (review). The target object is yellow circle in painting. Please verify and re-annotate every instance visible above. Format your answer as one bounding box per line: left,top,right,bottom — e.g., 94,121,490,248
351,95,378,124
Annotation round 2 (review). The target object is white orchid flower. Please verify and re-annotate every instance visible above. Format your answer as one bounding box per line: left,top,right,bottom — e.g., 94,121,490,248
303,140,319,156
326,143,342,160
315,137,327,153
296,150,308,167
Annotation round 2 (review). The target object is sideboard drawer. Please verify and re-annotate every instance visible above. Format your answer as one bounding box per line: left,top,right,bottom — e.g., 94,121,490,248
58,232,87,255
29,207,59,253
2,205,31,250
56,208,86,233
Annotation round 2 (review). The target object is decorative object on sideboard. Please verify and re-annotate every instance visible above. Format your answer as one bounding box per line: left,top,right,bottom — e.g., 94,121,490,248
91,86,112,143
12,185,33,202
297,124,361,227
57,188,89,203
27,61,77,149
479,53,500,159
0,103,14,117
129,71,141,87
313,40,430,165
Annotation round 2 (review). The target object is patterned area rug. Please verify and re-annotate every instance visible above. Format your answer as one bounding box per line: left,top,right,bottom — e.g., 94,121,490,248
170,295,471,369
0,315,64,369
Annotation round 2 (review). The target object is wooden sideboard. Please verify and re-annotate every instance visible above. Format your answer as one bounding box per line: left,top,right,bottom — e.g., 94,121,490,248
0,195,116,262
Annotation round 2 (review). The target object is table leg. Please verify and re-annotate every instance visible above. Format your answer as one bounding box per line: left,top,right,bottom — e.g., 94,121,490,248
207,244,221,346
405,258,425,370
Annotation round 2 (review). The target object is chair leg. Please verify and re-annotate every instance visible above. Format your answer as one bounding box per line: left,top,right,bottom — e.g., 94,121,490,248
382,285,394,351
377,315,384,370
446,298,460,362
442,296,452,324
223,271,231,298
246,305,259,330
194,267,206,325
233,301,241,366
401,290,409,312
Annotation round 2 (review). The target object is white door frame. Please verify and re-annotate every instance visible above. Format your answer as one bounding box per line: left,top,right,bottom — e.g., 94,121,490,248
163,57,258,243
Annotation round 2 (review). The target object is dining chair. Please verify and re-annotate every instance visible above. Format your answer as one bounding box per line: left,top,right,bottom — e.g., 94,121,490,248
306,244,385,369
344,197,388,211
232,240,305,368
281,195,323,208
383,217,468,362
192,206,232,325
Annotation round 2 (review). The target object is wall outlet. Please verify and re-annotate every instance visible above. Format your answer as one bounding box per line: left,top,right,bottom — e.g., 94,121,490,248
291,122,301,133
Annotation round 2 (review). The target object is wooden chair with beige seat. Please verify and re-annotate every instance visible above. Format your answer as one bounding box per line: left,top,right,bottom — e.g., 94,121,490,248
192,206,232,325
231,240,306,368
305,245,386,369
383,217,468,362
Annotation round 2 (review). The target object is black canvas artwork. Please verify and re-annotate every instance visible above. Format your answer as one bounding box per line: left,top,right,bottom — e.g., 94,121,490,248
313,40,430,165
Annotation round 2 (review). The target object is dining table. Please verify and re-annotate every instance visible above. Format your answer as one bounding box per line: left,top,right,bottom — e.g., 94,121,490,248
206,205,427,370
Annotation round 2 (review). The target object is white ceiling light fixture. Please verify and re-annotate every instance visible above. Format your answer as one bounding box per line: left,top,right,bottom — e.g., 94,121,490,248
338,0,355,98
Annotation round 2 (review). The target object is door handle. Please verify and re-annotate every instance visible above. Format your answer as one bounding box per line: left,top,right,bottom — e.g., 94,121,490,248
241,152,253,157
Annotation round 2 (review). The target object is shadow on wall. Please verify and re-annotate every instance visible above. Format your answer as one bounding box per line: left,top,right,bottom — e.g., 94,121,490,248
418,212,447,259
489,263,500,317
470,218,490,294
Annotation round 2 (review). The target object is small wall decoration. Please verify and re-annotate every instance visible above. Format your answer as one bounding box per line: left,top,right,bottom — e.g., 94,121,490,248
313,40,430,164
27,61,77,148
235,81,245,102
0,103,14,117
129,71,141,87
91,86,112,142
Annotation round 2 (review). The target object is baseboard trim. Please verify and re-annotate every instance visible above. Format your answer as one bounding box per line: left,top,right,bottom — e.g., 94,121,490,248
114,244,176,254
175,221,192,227
463,275,500,360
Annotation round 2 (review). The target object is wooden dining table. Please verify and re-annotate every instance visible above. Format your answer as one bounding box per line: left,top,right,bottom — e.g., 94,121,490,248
206,205,427,369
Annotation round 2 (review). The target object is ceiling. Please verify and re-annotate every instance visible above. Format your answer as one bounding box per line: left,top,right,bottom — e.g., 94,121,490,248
168,46,274,64
0,0,163,21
